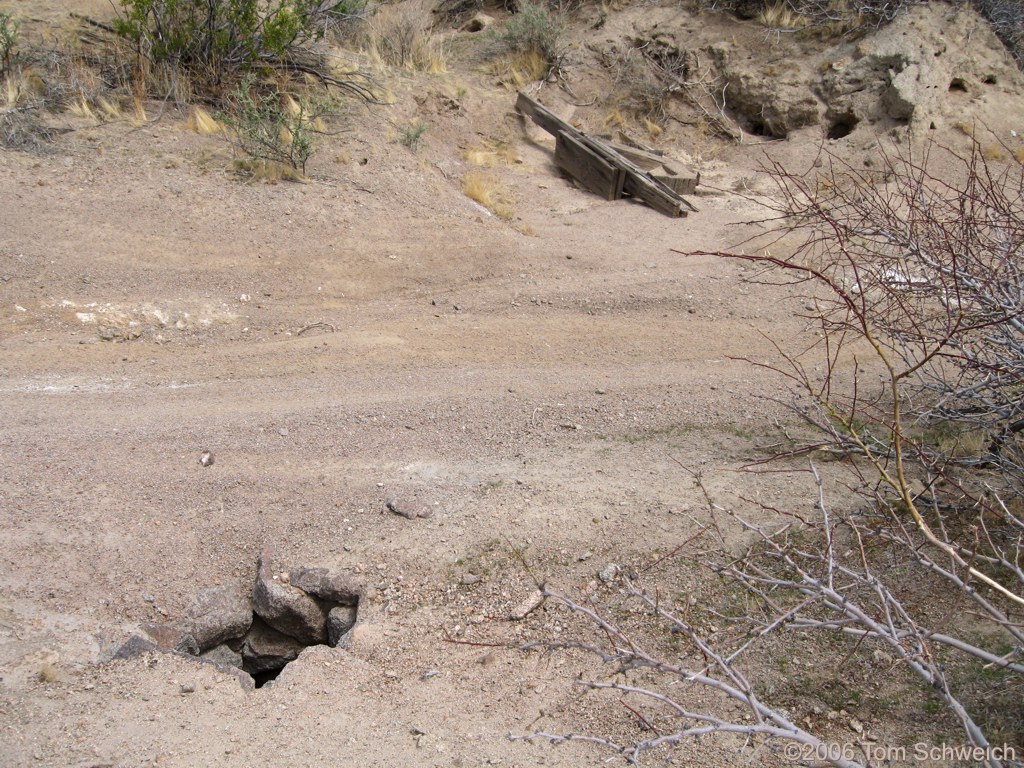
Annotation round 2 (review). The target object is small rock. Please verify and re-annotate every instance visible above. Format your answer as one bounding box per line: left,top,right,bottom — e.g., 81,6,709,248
179,683,196,694
386,496,422,520
141,623,199,655
290,566,362,605
253,547,329,645
240,617,305,674
420,668,440,681
327,605,358,647
200,644,244,670
578,551,592,562
461,573,482,586
849,718,863,734
508,590,544,621
111,635,157,661
199,450,214,467
183,584,253,652
598,564,619,583
278,427,289,437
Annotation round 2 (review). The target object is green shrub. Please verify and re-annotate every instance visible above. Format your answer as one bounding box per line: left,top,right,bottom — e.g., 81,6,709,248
218,78,324,176
0,12,18,75
114,0,359,91
493,1,564,73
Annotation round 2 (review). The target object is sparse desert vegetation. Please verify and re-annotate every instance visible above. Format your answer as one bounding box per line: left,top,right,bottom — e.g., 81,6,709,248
1,0,1023,766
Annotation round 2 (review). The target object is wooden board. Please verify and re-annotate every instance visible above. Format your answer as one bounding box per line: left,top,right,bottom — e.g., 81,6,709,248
652,172,700,196
516,91,696,218
555,131,626,201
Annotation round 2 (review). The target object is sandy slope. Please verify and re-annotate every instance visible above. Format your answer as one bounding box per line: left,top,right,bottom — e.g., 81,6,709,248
1,1,1023,766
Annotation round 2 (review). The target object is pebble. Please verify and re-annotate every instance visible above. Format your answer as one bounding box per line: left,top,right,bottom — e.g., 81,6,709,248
461,573,482,586
278,427,289,437
598,564,619,583
578,551,592,562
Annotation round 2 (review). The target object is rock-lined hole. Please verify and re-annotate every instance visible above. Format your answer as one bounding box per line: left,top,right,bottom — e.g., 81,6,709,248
949,77,968,92
983,74,997,85
127,547,362,690
827,112,859,140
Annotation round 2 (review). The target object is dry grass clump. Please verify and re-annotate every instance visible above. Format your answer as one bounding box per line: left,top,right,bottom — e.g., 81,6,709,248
365,2,447,73
188,105,222,135
465,139,518,167
463,170,515,220
485,50,549,90
232,157,306,182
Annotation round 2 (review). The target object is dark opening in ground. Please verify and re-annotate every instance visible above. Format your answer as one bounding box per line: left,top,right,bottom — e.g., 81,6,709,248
949,77,968,92
131,550,362,690
827,112,859,140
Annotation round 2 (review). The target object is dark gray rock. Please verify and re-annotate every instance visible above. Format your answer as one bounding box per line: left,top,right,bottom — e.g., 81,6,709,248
183,584,253,652
327,605,358,647
386,496,421,519
291,567,361,606
240,617,306,674
253,547,329,645
200,643,244,669
142,623,199,655
111,635,157,661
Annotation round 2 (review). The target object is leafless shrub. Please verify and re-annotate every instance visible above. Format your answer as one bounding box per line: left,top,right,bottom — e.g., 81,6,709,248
972,0,1024,67
517,466,1023,766
517,141,1024,764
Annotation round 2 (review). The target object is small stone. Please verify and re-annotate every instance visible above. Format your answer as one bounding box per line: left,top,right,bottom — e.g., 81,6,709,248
240,617,305,674
180,683,196,694
199,450,214,467
200,644,244,670
183,584,252,652
111,635,157,661
461,573,482,586
849,718,863,734
420,669,440,681
327,605,358,647
386,497,420,520
253,547,329,645
290,566,361,604
578,551,592,562
598,564,619,583
595,388,606,395
278,427,289,437
142,623,199,655
508,591,544,621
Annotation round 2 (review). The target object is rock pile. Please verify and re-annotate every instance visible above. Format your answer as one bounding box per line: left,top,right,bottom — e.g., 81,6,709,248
117,546,362,688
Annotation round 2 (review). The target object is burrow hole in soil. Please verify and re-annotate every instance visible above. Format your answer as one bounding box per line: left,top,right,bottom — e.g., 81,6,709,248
827,112,859,140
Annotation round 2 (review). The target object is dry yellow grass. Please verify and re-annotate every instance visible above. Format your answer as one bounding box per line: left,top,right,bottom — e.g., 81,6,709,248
1015,147,1024,164
366,4,447,74
463,170,515,220
983,143,1008,161
486,50,548,90
38,663,59,683
188,106,222,135
954,121,975,137
232,158,305,183
758,1,808,29
465,140,518,167
642,117,662,139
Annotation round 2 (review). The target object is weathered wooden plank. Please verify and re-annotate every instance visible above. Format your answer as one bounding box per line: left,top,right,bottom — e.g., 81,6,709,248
515,92,575,138
517,91,695,218
652,172,700,196
555,131,626,201
602,140,666,171
577,136,686,217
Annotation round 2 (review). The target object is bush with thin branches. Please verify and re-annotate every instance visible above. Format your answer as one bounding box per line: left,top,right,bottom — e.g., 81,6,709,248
517,142,1024,765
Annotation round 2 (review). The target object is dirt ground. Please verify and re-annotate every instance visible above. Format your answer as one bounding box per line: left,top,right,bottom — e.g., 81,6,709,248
2,1,1023,766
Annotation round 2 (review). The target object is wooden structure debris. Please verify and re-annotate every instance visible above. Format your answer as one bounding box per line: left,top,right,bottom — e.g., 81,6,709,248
516,92,699,218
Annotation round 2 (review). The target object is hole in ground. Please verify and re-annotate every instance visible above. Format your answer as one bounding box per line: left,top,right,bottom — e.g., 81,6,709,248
949,77,968,93
827,112,859,140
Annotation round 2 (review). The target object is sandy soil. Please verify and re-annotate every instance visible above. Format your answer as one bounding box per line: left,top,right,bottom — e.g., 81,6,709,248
1,1,1023,766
